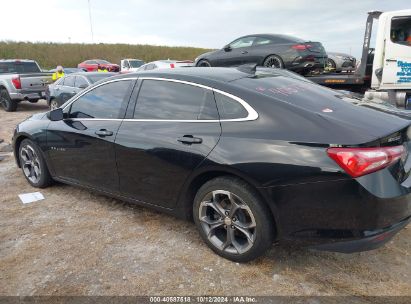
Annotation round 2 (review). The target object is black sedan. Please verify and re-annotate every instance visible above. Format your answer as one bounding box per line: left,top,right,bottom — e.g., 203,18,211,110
195,34,327,75
13,67,411,262
45,72,116,109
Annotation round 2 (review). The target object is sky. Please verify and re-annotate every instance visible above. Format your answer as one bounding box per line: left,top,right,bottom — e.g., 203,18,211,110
0,0,409,57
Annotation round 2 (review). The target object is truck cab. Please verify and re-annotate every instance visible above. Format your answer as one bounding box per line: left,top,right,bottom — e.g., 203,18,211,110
372,10,411,92
120,59,145,73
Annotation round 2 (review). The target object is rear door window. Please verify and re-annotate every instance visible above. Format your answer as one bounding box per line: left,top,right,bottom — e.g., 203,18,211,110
134,80,218,120
75,76,89,88
64,76,75,87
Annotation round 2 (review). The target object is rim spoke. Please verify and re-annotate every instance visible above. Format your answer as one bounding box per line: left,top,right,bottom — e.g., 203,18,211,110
234,225,254,244
222,227,235,250
228,198,241,217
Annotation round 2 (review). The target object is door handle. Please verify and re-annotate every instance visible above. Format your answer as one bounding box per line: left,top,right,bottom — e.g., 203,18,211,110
177,135,203,144
95,129,113,137
241,51,248,54
386,59,397,62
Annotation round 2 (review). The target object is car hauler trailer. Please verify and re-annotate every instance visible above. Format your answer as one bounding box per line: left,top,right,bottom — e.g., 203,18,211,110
307,10,411,109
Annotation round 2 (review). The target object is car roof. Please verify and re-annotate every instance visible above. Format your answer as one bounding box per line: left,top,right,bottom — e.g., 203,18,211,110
64,72,116,77
117,67,252,83
0,59,37,62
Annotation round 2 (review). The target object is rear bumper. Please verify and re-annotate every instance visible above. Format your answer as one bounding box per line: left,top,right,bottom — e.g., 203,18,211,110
10,91,44,101
311,216,411,253
260,170,411,250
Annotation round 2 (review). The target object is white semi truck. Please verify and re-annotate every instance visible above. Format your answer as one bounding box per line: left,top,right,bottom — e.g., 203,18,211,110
308,10,411,108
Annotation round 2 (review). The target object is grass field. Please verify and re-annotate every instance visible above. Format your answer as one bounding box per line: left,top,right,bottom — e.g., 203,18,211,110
0,41,212,69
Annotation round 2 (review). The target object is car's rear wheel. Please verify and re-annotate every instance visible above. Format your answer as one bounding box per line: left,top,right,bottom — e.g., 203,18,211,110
263,55,284,69
197,59,211,67
0,89,17,112
19,139,52,188
193,176,274,262
49,99,59,110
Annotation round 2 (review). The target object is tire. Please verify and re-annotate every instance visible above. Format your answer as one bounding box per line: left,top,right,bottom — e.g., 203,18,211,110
197,59,211,67
193,176,274,262
18,139,52,188
263,55,284,69
326,58,337,71
0,89,17,112
49,98,59,110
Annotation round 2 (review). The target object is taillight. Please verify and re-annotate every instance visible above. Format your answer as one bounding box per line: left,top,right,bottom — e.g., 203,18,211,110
170,63,175,68
12,76,22,89
327,145,406,178
292,44,311,51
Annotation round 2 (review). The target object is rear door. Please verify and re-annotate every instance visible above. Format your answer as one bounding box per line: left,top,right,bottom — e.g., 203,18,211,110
381,14,411,89
47,79,135,192
115,78,222,208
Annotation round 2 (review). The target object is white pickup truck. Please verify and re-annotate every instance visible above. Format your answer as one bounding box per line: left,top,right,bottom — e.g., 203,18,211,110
120,58,145,73
0,59,53,112
307,9,411,108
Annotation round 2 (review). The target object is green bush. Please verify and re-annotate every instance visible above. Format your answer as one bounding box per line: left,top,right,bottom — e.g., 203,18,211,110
0,41,212,69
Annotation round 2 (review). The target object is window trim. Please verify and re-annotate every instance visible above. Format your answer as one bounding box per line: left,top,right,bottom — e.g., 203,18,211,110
63,77,258,122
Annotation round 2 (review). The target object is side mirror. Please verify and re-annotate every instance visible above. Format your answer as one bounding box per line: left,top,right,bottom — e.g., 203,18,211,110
47,108,64,121
78,84,88,89
223,45,231,52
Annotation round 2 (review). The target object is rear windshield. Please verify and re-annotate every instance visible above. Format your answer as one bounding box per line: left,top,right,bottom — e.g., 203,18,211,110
0,61,41,74
87,74,114,83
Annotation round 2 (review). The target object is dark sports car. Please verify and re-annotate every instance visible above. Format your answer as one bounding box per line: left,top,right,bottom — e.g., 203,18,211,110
13,67,411,262
195,34,327,75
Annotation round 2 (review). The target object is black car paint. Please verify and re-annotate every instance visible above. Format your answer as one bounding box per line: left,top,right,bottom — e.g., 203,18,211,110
13,67,411,252
196,34,327,74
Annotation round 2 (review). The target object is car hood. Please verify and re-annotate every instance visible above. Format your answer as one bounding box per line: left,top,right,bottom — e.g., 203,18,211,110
198,50,219,60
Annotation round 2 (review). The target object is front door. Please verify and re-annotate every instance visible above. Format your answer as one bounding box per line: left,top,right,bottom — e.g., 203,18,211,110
47,79,135,192
115,78,222,208
381,14,411,89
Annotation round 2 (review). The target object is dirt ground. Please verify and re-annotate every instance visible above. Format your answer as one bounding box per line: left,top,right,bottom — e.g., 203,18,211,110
0,100,410,297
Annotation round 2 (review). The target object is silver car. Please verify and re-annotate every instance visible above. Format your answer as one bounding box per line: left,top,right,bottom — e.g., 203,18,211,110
326,52,356,72
137,60,193,71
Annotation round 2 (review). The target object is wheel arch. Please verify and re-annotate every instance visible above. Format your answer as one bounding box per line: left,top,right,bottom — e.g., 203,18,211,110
176,166,279,238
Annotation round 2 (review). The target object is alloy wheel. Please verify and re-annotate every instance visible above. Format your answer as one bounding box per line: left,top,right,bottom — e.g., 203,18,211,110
20,145,42,184
198,60,211,67
198,190,256,255
264,57,282,68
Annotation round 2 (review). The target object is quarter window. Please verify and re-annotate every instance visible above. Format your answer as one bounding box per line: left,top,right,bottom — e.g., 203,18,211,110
215,92,248,120
69,80,132,119
134,80,218,120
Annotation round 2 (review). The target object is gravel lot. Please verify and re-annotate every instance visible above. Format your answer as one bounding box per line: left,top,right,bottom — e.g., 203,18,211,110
0,100,410,296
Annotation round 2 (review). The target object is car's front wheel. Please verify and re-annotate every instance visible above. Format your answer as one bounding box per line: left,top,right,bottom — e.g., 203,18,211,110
19,139,52,188
193,176,274,262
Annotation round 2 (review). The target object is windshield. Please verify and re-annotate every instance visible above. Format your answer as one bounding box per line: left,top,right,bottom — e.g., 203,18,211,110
0,61,41,74
129,60,144,68
87,73,115,83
